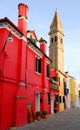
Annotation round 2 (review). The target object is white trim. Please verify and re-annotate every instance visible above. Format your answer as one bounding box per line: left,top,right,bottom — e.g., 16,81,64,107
0,24,22,38
18,16,28,23
0,26,27,42
42,88,48,91
22,36,27,42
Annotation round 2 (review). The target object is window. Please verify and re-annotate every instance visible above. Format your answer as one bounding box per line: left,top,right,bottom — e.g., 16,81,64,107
36,57,41,73
30,35,36,45
59,77,60,86
61,38,63,43
46,65,50,78
51,38,53,43
59,96,61,103
34,39,36,45
55,36,57,42
48,92,50,105
56,95,59,102
63,96,65,103
64,81,66,89
30,35,32,39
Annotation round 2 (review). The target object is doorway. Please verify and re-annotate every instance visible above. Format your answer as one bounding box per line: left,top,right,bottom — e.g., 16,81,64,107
35,92,40,112
51,94,54,114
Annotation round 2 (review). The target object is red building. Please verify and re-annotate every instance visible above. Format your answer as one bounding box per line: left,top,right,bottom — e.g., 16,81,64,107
0,3,54,130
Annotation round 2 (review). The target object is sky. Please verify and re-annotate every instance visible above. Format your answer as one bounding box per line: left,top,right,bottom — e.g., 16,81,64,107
0,0,80,80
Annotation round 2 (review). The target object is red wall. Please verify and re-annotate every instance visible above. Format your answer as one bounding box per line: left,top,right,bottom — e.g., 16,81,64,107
0,82,17,130
0,28,28,129
0,24,50,130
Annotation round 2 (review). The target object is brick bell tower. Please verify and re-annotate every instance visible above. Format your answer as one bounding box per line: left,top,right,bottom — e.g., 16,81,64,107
49,10,64,73
49,10,65,111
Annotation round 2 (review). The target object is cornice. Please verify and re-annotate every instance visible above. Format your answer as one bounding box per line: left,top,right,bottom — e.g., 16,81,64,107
0,21,23,38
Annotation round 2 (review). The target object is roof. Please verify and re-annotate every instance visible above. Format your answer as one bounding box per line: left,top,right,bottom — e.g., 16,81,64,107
27,38,52,63
0,17,51,63
68,75,76,80
0,17,23,35
50,10,64,35
56,69,67,78
27,30,38,41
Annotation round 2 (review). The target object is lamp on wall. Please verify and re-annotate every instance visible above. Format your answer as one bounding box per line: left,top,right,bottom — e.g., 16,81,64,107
2,32,13,52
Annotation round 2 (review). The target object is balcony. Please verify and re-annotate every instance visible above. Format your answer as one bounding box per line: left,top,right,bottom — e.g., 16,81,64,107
50,78,59,91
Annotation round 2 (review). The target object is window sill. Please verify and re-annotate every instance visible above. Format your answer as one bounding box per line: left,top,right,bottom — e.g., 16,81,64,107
35,71,42,75
46,77,50,80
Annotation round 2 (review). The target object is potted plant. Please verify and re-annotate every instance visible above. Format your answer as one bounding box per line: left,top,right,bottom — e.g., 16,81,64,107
56,101,59,106
42,110,48,118
36,111,42,121
55,101,59,112
53,75,59,82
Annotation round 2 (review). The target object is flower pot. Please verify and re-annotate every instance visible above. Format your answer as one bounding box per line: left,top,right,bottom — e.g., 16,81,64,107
42,110,48,118
36,115,41,121
42,114,48,119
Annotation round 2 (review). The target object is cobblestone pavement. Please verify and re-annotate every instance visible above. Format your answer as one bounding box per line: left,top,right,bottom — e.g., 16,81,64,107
16,107,80,130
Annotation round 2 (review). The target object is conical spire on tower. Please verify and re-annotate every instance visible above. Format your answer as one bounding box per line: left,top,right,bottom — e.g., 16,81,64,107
49,10,64,35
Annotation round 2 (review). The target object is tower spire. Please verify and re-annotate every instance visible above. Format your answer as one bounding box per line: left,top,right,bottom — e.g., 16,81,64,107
49,10,64,35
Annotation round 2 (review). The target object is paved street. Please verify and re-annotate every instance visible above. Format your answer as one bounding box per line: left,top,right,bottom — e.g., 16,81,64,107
16,107,80,130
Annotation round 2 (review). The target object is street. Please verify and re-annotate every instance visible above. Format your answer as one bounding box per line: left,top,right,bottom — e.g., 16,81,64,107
16,107,80,130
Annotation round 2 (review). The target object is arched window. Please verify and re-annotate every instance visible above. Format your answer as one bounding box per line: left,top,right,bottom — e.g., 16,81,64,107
51,38,53,43
55,36,57,42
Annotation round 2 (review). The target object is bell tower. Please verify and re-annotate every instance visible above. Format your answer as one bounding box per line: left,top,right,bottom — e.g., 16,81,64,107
49,10,64,73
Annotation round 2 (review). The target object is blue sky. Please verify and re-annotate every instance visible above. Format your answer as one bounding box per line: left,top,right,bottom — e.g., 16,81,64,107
0,0,80,80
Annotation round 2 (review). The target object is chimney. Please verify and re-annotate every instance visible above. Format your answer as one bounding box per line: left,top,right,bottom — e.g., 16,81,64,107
65,71,69,77
18,3,28,37
39,37,47,54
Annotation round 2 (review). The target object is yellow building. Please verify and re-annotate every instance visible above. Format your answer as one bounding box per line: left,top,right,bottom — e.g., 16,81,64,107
49,10,65,111
68,76,79,108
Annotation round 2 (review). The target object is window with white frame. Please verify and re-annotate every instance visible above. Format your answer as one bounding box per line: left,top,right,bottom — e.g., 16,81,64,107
36,57,41,73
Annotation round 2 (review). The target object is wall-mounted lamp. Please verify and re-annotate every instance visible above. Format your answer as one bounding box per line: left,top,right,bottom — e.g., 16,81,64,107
2,32,13,52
